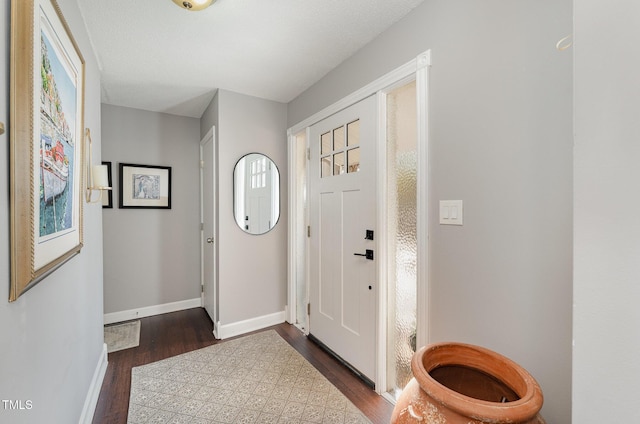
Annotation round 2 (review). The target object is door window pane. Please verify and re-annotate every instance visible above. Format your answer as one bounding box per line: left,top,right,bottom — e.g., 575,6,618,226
321,132,332,155
319,119,361,178
347,120,360,146
347,148,360,173
321,157,332,178
334,126,345,150
333,152,345,175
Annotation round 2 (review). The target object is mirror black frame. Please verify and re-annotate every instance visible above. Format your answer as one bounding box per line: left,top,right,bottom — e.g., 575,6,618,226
233,153,280,235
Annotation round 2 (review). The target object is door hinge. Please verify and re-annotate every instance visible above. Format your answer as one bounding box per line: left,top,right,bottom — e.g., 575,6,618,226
200,160,204,169
200,222,204,231
307,225,311,238
307,303,311,316
201,285,204,293
307,147,310,160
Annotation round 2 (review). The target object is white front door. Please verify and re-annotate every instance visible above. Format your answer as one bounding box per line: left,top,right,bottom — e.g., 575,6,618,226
309,95,377,383
201,130,217,325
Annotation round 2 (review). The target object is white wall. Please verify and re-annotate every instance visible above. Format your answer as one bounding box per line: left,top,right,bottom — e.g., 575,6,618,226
289,1,573,422
200,89,218,141
0,0,105,422
573,1,640,422
101,104,201,315
202,89,288,327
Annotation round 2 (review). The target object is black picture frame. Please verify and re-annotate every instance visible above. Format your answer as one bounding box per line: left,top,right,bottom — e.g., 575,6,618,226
102,161,113,208
118,163,172,209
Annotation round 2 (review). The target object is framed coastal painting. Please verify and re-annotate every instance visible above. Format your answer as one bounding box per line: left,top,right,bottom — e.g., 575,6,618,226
119,163,172,209
9,0,85,301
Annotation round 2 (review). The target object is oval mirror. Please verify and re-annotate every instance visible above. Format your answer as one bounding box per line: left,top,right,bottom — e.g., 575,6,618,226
233,153,280,234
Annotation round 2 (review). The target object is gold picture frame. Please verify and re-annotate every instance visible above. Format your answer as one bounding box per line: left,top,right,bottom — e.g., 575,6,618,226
9,0,85,301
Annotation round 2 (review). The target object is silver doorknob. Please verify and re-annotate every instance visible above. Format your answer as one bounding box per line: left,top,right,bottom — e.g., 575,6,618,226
206,237,214,244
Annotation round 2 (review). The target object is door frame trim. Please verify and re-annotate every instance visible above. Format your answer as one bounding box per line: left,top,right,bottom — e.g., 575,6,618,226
287,50,431,394
286,129,311,334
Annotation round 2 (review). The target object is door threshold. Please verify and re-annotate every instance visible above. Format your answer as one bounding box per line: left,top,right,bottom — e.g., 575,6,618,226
308,333,375,390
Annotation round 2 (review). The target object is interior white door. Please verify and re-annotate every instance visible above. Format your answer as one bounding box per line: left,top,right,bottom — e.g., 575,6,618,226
309,95,377,383
201,131,217,324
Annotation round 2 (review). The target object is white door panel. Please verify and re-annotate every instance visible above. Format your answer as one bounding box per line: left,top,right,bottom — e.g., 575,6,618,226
309,95,377,382
202,132,216,324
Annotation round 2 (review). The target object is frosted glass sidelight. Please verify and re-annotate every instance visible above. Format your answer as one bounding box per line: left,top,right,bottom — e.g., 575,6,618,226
386,80,418,399
294,132,308,331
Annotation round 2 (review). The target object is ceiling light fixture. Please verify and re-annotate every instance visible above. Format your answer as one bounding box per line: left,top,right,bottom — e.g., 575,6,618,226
171,0,215,11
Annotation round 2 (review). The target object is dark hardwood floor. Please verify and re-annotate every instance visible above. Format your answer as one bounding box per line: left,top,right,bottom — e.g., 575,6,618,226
92,308,393,424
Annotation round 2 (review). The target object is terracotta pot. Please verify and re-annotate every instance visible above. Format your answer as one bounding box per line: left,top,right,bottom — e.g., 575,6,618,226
391,342,545,424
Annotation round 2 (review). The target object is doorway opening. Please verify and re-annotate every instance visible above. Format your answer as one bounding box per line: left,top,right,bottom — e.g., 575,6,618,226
287,50,431,395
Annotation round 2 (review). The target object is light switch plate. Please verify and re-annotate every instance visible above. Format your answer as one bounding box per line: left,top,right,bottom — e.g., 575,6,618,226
440,200,463,225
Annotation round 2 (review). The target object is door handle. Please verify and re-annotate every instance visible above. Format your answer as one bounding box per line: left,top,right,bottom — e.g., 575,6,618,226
354,249,374,260
206,237,214,244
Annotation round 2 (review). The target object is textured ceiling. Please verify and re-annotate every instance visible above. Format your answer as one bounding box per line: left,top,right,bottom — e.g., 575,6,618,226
77,0,425,118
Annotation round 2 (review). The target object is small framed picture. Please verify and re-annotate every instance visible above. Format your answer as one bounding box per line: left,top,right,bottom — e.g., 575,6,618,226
119,163,171,209
102,161,113,208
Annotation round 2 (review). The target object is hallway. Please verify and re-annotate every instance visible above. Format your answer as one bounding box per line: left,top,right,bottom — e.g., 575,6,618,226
92,309,393,423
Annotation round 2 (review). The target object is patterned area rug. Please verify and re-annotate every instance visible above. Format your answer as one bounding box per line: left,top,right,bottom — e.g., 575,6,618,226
127,330,372,424
104,320,141,353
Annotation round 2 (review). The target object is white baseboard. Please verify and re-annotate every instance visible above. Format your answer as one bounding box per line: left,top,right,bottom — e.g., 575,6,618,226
104,298,202,325
79,343,108,424
216,310,286,340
